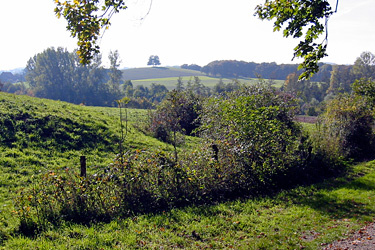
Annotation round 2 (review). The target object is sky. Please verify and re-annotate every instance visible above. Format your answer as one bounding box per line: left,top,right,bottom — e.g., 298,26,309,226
0,0,374,71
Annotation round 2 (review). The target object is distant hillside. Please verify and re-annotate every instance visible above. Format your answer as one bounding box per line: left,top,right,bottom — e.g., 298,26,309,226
122,67,205,80
121,67,284,90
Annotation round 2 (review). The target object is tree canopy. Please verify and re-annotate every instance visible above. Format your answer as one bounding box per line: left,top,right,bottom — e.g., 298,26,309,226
25,47,121,106
255,0,338,79
147,55,161,67
54,0,127,64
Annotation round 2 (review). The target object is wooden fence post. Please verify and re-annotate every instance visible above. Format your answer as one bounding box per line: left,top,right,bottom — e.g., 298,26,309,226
80,156,86,177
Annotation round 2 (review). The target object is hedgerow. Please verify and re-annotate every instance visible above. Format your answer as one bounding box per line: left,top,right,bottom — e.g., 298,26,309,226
14,84,334,234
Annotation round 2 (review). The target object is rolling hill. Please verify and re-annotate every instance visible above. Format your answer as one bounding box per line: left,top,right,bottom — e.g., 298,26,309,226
121,67,205,80
121,67,284,89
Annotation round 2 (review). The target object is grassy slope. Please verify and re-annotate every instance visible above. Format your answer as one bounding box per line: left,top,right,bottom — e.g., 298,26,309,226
122,67,284,89
1,93,375,249
133,76,262,90
0,92,174,241
122,67,206,80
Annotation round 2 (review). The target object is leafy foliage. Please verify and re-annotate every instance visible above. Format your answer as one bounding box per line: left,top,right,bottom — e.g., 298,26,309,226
147,90,202,142
26,47,122,106
54,0,127,64
147,55,161,67
199,84,309,186
314,94,375,161
255,0,335,79
353,78,375,106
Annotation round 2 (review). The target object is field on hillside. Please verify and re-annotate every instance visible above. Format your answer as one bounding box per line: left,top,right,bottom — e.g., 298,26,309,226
1,92,375,249
133,76,261,90
122,67,206,80
122,67,284,89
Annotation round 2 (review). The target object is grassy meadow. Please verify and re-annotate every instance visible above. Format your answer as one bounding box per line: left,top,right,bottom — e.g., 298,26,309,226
122,67,284,89
1,92,375,249
122,67,206,80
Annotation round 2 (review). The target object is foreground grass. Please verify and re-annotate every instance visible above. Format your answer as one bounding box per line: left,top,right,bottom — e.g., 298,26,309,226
2,160,375,249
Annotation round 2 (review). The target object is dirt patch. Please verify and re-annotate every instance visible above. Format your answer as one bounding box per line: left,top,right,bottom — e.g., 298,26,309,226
322,221,375,249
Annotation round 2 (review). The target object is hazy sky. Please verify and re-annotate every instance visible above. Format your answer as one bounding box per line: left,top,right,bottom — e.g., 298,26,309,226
0,0,374,71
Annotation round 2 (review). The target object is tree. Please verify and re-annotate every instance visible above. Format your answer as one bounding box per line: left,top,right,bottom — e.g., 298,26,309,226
176,76,184,91
353,51,375,79
255,0,338,79
107,50,123,99
26,47,76,101
147,55,161,67
25,47,119,106
327,65,354,94
148,90,202,142
353,78,375,106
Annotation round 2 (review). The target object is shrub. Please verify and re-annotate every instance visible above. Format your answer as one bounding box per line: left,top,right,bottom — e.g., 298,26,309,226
313,94,375,161
147,90,202,142
198,84,308,187
14,149,209,227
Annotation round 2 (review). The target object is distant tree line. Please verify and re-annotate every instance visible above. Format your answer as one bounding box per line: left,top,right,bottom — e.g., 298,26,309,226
283,51,375,115
121,81,169,109
181,64,202,71
0,71,27,94
199,60,333,81
24,47,123,106
0,71,25,83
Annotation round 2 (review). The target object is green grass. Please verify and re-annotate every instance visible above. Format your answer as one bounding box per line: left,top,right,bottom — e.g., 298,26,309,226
133,76,260,90
0,92,175,242
1,92,375,249
122,67,284,89
122,67,206,80
2,160,375,249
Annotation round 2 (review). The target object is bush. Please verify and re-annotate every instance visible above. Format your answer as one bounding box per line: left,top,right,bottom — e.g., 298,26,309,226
147,90,202,142
313,94,375,161
14,148,219,226
199,84,308,187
